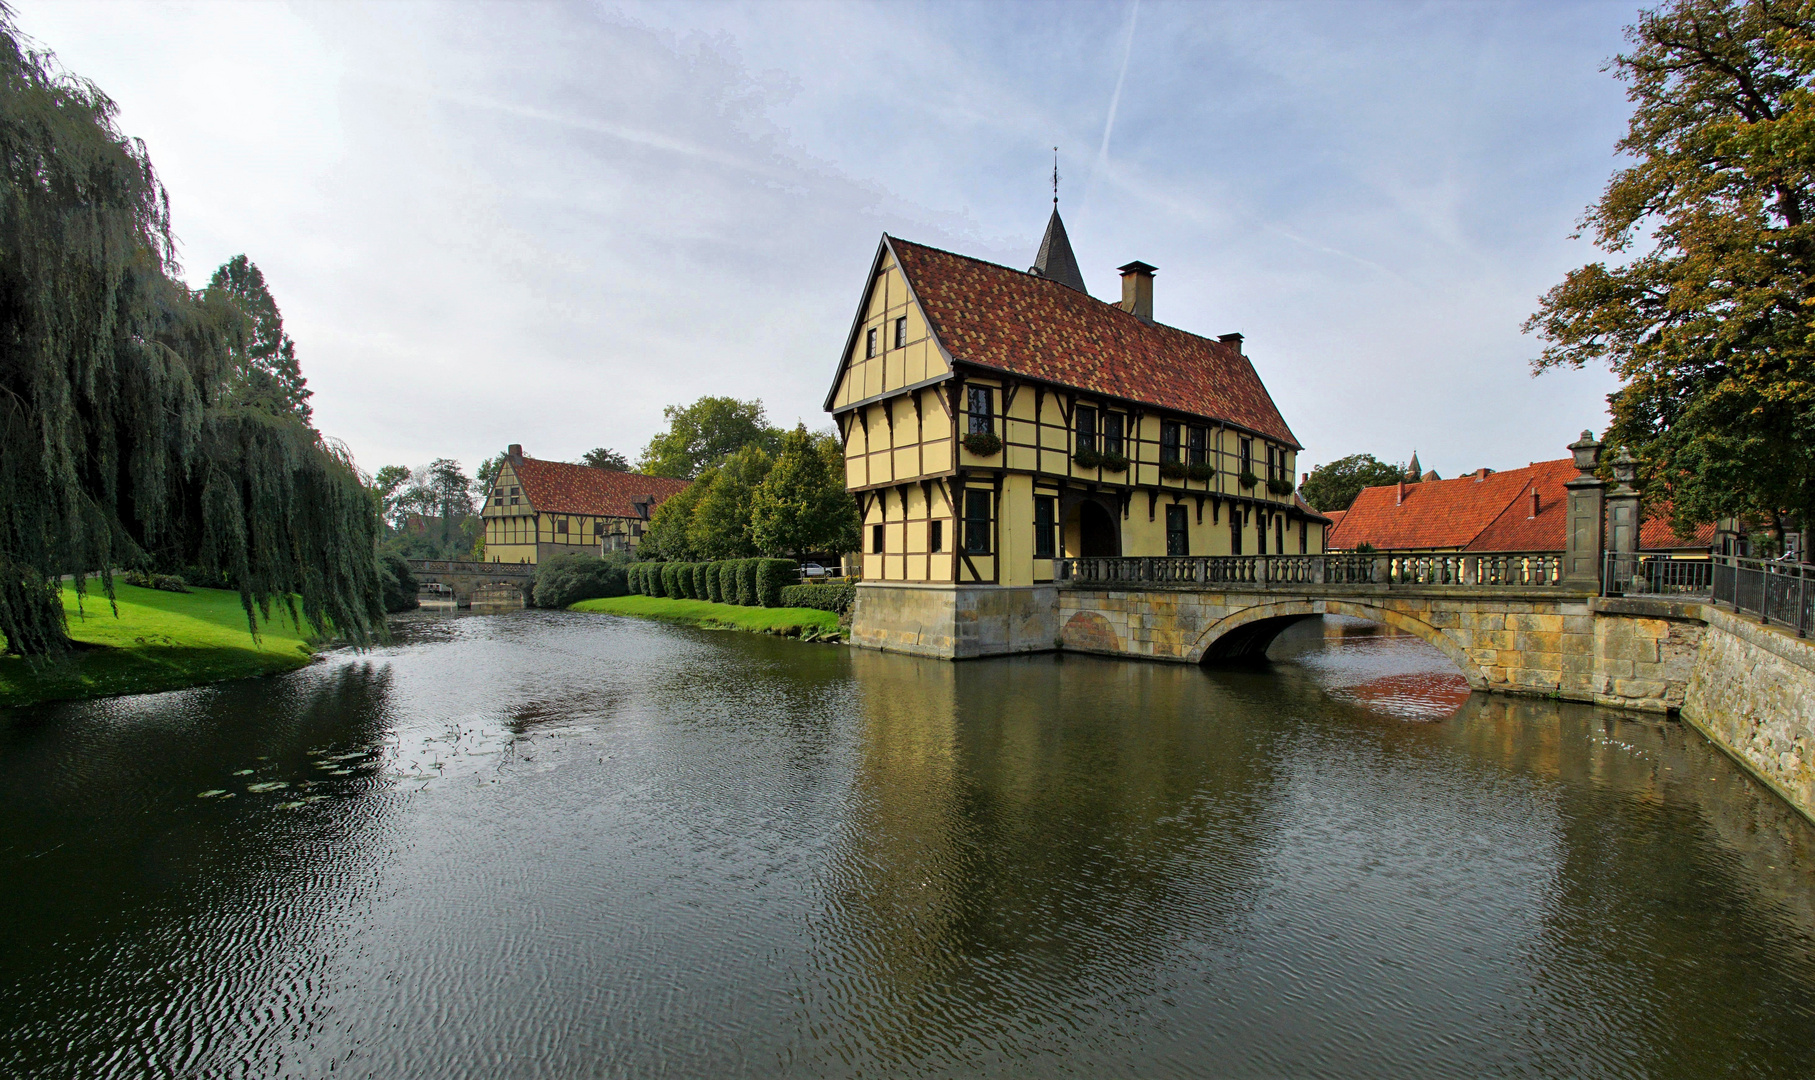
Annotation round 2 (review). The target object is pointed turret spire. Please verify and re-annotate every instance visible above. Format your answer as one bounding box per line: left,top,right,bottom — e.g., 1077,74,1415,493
1028,148,1088,294
1406,451,1423,481
1031,208,1087,294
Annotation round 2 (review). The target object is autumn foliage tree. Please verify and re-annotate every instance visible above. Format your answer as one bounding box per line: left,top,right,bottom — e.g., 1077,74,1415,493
1526,0,1815,541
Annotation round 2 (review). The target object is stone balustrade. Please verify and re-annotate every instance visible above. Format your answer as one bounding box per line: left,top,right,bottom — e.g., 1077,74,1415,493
1054,551,1567,590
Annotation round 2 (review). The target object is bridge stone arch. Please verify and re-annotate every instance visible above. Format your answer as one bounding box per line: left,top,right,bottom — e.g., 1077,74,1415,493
1183,599,1487,689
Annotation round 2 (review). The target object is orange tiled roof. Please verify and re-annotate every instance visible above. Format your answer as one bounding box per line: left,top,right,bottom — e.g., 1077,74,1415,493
507,455,689,518
1327,456,1716,553
888,237,1300,447
1322,509,1346,530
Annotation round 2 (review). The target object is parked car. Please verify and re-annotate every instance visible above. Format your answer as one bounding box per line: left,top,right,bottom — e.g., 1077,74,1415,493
800,563,828,579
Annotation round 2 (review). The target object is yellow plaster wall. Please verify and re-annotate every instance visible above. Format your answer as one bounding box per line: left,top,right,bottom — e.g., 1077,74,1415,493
831,256,951,412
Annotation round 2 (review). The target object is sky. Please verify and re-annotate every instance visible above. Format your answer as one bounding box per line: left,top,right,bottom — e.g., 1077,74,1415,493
13,0,1640,482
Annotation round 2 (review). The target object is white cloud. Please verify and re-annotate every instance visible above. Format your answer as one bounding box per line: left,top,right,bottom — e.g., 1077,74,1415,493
13,0,1638,480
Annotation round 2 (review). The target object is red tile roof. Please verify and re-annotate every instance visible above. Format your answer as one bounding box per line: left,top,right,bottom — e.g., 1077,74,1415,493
1322,509,1346,531
1327,457,1715,553
507,455,689,518
887,237,1300,447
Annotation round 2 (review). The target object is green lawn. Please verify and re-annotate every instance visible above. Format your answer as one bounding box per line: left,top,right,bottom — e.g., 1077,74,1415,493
0,582,319,708
569,594,841,637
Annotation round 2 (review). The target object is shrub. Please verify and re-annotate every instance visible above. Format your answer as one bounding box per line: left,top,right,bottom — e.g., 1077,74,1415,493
1186,462,1215,483
717,562,740,605
1072,447,1101,469
737,558,760,606
692,563,711,599
533,553,628,608
704,561,724,603
1238,470,1260,489
755,558,796,607
1099,451,1129,473
673,562,694,599
962,431,1001,456
1267,477,1296,496
377,553,418,613
779,582,855,614
529,559,627,609
1159,461,1188,480
633,564,649,595
122,570,190,593
660,562,682,598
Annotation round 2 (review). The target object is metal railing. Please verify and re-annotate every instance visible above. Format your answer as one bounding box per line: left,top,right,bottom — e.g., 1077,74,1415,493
408,559,535,577
1601,553,1714,597
1053,551,1566,589
1711,554,1812,637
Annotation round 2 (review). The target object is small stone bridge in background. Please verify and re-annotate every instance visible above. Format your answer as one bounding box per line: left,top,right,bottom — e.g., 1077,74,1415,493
1054,552,1696,713
408,560,533,606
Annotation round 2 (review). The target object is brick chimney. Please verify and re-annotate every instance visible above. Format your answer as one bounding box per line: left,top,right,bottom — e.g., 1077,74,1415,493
1397,478,1405,506
508,444,523,460
1529,487,1540,518
1118,261,1156,322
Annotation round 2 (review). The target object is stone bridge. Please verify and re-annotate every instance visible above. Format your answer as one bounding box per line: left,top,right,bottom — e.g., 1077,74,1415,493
1053,552,1704,714
408,559,534,607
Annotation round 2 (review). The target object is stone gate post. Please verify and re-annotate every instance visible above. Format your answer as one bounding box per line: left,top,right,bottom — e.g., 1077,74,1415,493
1605,448,1641,556
1563,430,1605,591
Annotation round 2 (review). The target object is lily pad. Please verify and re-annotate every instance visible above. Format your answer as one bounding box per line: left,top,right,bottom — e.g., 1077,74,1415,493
275,801,305,810
246,781,289,793
232,769,254,776
197,790,229,798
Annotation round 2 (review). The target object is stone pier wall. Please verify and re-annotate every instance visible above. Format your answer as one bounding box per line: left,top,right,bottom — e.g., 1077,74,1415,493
1682,607,1815,822
850,583,1058,660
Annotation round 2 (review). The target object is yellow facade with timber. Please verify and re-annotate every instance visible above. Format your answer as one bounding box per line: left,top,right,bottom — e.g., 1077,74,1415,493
479,447,689,565
826,231,1328,592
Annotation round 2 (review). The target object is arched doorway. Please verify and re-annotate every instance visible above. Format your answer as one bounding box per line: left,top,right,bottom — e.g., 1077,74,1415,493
1066,499,1120,557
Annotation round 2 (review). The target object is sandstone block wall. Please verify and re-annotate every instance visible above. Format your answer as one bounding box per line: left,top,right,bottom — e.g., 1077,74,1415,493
851,584,1058,660
1683,607,1815,822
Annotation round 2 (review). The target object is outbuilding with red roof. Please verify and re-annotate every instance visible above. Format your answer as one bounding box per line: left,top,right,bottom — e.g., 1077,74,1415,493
480,445,690,564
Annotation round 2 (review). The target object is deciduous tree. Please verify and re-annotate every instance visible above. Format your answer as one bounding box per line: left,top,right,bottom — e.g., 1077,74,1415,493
580,447,630,471
750,426,860,556
637,396,781,479
689,444,772,558
1526,0,1815,539
1301,454,1407,512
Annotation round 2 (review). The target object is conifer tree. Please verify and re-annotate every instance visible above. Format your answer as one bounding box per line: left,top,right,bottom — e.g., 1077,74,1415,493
0,15,383,656
208,254,312,421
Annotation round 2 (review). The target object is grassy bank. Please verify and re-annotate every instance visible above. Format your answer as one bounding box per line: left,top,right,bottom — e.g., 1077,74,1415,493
569,594,841,637
0,582,318,708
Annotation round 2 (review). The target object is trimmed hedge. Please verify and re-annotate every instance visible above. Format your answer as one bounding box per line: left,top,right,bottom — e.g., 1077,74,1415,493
704,561,724,603
755,558,795,608
717,562,738,605
692,563,711,600
533,553,628,608
779,582,854,614
660,562,682,598
737,559,759,606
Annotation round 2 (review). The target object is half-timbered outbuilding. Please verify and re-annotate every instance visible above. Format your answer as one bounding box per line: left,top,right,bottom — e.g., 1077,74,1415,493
481,445,689,564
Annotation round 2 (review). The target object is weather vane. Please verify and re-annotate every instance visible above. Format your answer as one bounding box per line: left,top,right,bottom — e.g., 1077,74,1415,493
1052,147,1061,206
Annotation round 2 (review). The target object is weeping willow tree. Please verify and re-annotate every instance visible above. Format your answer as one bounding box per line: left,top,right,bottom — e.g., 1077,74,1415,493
0,10,384,657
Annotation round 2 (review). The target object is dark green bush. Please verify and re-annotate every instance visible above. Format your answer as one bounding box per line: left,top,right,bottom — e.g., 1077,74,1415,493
628,564,644,594
122,570,190,593
660,562,682,598
717,562,740,605
377,553,418,613
692,563,711,599
533,553,627,608
755,558,796,607
736,559,759,606
703,561,723,603
778,582,854,613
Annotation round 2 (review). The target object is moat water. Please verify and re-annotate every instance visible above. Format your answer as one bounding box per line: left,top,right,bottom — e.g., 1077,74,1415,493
2,610,1813,1078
